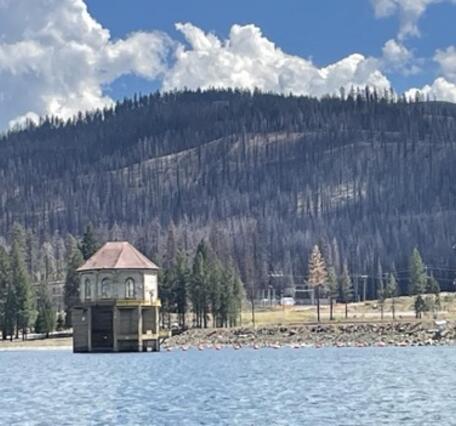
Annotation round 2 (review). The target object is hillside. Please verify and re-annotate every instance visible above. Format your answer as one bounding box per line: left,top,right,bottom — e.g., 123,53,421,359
2,90,456,296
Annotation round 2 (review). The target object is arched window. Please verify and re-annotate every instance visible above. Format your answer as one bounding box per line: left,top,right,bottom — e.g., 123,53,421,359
84,279,91,300
101,278,111,299
125,278,135,299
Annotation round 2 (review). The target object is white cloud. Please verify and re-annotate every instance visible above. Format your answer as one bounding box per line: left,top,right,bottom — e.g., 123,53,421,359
381,38,421,74
372,0,456,39
405,45,456,101
0,0,172,130
163,23,391,97
435,46,456,81
405,77,456,101
3,0,456,129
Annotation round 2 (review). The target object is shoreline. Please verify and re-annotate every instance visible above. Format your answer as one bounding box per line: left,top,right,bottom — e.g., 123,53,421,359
163,321,456,350
0,337,72,351
1,321,454,351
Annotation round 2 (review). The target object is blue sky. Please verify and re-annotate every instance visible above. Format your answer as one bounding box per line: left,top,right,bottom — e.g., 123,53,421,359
1,0,456,130
86,0,456,96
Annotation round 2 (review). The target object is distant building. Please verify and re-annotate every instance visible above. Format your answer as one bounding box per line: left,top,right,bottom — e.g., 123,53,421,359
72,241,161,353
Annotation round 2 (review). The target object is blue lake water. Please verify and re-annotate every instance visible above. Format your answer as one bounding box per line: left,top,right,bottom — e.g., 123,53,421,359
0,346,455,425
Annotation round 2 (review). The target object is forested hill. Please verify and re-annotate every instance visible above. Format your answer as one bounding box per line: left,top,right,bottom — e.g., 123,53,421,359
2,89,456,295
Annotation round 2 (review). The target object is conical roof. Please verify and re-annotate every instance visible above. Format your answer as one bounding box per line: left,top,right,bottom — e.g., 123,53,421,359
77,241,159,271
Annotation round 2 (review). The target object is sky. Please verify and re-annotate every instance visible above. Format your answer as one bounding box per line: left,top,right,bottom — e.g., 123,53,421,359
1,0,456,130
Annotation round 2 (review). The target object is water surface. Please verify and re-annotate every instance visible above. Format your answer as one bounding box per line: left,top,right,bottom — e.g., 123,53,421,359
1,346,454,425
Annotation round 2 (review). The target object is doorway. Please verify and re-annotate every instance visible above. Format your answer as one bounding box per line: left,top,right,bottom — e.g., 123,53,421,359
91,306,113,351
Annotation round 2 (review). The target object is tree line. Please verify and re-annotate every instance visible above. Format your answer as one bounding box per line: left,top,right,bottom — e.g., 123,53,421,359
160,239,244,329
307,244,441,322
0,224,56,340
0,224,100,339
0,223,245,339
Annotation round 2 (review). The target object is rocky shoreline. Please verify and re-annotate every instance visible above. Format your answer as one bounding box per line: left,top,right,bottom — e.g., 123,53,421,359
163,321,456,350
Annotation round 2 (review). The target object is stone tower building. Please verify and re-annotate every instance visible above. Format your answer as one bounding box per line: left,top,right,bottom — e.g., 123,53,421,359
72,241,161,352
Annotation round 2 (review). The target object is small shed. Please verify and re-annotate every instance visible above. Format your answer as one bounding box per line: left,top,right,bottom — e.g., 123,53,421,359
72,241,160,353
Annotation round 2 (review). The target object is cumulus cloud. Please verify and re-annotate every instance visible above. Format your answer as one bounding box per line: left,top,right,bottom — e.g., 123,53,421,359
405,77,456,101
435,46,456,81
371,0,454,39
404,45,456,101
381,39,421,74
163,23,391,97
0,0,172,130
3,0,456,130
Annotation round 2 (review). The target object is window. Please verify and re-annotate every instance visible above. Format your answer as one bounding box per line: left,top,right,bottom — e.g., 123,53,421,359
101,278,111,299
84,279,91,300
125,278,135,299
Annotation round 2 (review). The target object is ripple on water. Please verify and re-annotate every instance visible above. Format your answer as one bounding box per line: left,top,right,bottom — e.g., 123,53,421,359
1,346,455,425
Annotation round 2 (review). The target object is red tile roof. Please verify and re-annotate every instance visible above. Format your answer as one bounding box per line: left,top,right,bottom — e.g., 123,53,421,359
77,241,159,271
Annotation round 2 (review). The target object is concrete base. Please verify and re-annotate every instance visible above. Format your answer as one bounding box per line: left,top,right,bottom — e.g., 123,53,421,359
73,301,160,353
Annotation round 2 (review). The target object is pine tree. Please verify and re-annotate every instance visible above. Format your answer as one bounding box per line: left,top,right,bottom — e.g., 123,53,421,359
376,261,385,320
4,284,16,341
35,283,55,337
191,240,211,328
169,251,190,328
327,266,338,321
426,275,441,317
0,246,10,340
377,284,385,321
307,245,328,322
414,295,426,319
385,273,398,320
158,269,174,328
209,261,222,327
56,311,65,331
79,224,99,261
230,272,244,327
64,243,83,327
409,248,427,295
219,266,233,328
10,239,35,340
339,262,353,319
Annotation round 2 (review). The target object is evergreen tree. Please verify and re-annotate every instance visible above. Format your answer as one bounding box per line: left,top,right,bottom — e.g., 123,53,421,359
56,311,65,331
35,283,55,337
0,247,10,340
10,238,35,340
376,262,385,320
385,273,398,320
4,284,16,341
409,248,427,295
218,265,232,328
377,284,386,321
174,252,190,328
426,275,441,317
327,266,338,321
414,294,426,319
158,269,173,328
209,261,222,327
307,245,328,322
79,224,99,261
64,243,83,327
191,240,211,328
338,262,353,319
230,272,244,327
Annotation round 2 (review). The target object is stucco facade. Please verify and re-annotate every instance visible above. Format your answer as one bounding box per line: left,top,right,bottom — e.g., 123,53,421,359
78,270,158,303
72,242,161,353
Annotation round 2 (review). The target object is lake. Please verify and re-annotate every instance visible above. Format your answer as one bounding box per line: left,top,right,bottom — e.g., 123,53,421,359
0,346,454,425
